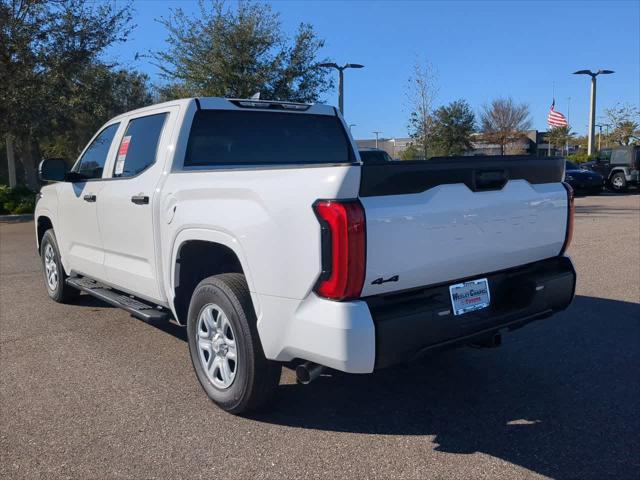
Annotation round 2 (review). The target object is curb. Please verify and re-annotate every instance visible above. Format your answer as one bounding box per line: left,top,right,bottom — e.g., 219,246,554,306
0,214,34,223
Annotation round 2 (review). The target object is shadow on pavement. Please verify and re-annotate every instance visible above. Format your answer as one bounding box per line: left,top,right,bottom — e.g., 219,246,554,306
248,295,639,479
575,203,639,216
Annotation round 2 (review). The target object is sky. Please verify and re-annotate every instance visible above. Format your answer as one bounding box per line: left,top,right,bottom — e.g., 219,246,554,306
108,0,640,140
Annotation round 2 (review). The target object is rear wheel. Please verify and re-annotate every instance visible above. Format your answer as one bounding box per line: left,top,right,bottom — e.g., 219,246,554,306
187,273,281,414
609,172,627,192
40,229,79,303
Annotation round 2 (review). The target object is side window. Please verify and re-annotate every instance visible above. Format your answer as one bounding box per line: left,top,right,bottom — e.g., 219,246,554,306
599,150,611,163
611,149,628,165
113,113,168,178
75,123,119,179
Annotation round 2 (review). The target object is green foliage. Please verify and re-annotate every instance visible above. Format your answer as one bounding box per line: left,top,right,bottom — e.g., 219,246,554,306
547,126,574,149
0,185,36,215
399,143,421,160
429,100,475,156
566,151,594,164
154,0,333,102
39,66,154,161
1,0,150,186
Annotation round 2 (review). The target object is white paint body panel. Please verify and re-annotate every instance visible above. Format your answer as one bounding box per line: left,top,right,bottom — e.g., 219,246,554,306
34,97,569,374
360,181,568,296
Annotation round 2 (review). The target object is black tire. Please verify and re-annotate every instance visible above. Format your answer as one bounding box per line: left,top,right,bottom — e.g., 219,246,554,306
187,273,281,414
40,229,79,303
609,172,627,192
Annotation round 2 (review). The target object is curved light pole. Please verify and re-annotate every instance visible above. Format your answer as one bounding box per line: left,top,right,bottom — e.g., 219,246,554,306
573,69,614,155
318,63,364,116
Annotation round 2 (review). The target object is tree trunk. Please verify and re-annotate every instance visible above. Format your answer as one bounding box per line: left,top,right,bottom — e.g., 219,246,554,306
5,134,17,188
18,135,39,190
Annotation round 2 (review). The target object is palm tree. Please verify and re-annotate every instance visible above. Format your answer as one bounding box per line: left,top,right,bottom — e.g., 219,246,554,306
547,126,574,155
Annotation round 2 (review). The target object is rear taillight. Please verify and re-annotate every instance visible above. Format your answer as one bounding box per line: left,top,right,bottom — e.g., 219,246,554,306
560,182,574,255
313,200,366,301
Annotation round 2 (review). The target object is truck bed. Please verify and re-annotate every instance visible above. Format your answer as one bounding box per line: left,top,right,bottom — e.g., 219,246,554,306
359,156,568,296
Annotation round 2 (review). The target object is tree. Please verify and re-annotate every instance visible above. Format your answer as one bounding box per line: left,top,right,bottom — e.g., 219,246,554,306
604,103,640,146
479,97,532,155
153,0,333,102
0,0,138,188
547,126,574,153
399,143,420,161
39,66,154,161
405,59,438,159
429,100,475,156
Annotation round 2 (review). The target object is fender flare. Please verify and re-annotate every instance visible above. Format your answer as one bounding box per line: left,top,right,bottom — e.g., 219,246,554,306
608,167,629,179
167,227,261,321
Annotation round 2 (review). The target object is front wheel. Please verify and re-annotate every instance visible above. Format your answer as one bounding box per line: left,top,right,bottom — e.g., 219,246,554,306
609,172,627,192
40,229,79,303
187,273,281,414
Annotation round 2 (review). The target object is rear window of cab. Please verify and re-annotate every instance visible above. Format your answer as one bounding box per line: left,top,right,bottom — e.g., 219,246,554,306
184,110,354,167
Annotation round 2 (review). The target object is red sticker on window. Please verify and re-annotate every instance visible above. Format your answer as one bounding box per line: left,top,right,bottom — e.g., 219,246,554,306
118,136,131,156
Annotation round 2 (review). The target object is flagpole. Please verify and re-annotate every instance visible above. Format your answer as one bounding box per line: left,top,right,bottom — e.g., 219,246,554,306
548,84,554,156
566,96,571,155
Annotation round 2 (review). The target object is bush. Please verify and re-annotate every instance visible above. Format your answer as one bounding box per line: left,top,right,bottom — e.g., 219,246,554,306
0,185,37,215
567,151,595,164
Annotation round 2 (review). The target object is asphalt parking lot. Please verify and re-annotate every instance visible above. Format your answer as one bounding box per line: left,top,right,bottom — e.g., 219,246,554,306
1,193,638,480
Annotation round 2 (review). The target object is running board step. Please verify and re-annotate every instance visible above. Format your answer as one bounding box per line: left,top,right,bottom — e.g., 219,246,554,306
66,276,171,322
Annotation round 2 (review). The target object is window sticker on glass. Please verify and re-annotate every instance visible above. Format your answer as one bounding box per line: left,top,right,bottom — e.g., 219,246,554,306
115,136,132,175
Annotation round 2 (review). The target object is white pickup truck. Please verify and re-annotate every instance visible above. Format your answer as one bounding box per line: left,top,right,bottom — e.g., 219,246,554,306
35,97,576,414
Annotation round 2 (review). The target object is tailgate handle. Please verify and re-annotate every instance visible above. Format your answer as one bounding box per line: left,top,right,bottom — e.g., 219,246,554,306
474,170,507,191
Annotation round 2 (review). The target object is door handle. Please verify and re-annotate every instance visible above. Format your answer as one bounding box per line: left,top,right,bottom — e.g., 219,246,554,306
83,194,96,202
131,195,149,205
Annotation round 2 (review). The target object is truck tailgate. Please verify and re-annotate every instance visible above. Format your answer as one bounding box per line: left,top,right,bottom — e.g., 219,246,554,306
359,157,568,297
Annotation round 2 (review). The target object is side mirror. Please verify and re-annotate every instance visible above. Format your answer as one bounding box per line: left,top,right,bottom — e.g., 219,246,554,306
38,158,69,182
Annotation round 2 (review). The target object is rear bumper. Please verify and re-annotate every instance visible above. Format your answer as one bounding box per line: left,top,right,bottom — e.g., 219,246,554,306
258,256,575,374
365,256,576,369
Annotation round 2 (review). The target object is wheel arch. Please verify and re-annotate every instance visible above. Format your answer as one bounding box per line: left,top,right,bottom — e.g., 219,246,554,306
36,215,54,253
608,167,629,179
169,229,260,325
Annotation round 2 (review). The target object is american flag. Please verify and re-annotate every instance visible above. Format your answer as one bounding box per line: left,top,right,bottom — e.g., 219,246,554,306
547,100,568,128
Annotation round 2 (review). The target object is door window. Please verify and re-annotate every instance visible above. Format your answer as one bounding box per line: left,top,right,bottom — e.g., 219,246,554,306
598,150,611,163
74,123,120,179
113,113,168,178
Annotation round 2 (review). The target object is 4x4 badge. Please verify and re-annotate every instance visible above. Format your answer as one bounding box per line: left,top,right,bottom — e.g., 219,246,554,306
371,275,399,285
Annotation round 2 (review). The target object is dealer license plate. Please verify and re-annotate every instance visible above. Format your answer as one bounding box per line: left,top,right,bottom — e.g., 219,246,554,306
449,278,491,316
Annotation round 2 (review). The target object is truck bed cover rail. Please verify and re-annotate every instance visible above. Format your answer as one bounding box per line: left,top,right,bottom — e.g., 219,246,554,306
359,155,565,197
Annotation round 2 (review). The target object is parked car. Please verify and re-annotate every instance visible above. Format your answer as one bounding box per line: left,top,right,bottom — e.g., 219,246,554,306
579,160,596,171
590,146,640,192
35,97,576,414
564,160,604,194
359,148,393,164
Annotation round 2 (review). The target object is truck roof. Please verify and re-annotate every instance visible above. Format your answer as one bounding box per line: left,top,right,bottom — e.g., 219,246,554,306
109,97,335,123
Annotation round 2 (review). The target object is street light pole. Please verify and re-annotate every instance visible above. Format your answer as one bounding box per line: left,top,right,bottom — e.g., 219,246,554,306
594,124,603,151
573,69,614,156
318,62,365,116
373,131,382,149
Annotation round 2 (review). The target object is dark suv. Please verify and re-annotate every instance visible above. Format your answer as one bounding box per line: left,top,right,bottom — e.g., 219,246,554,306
591,146,640,192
